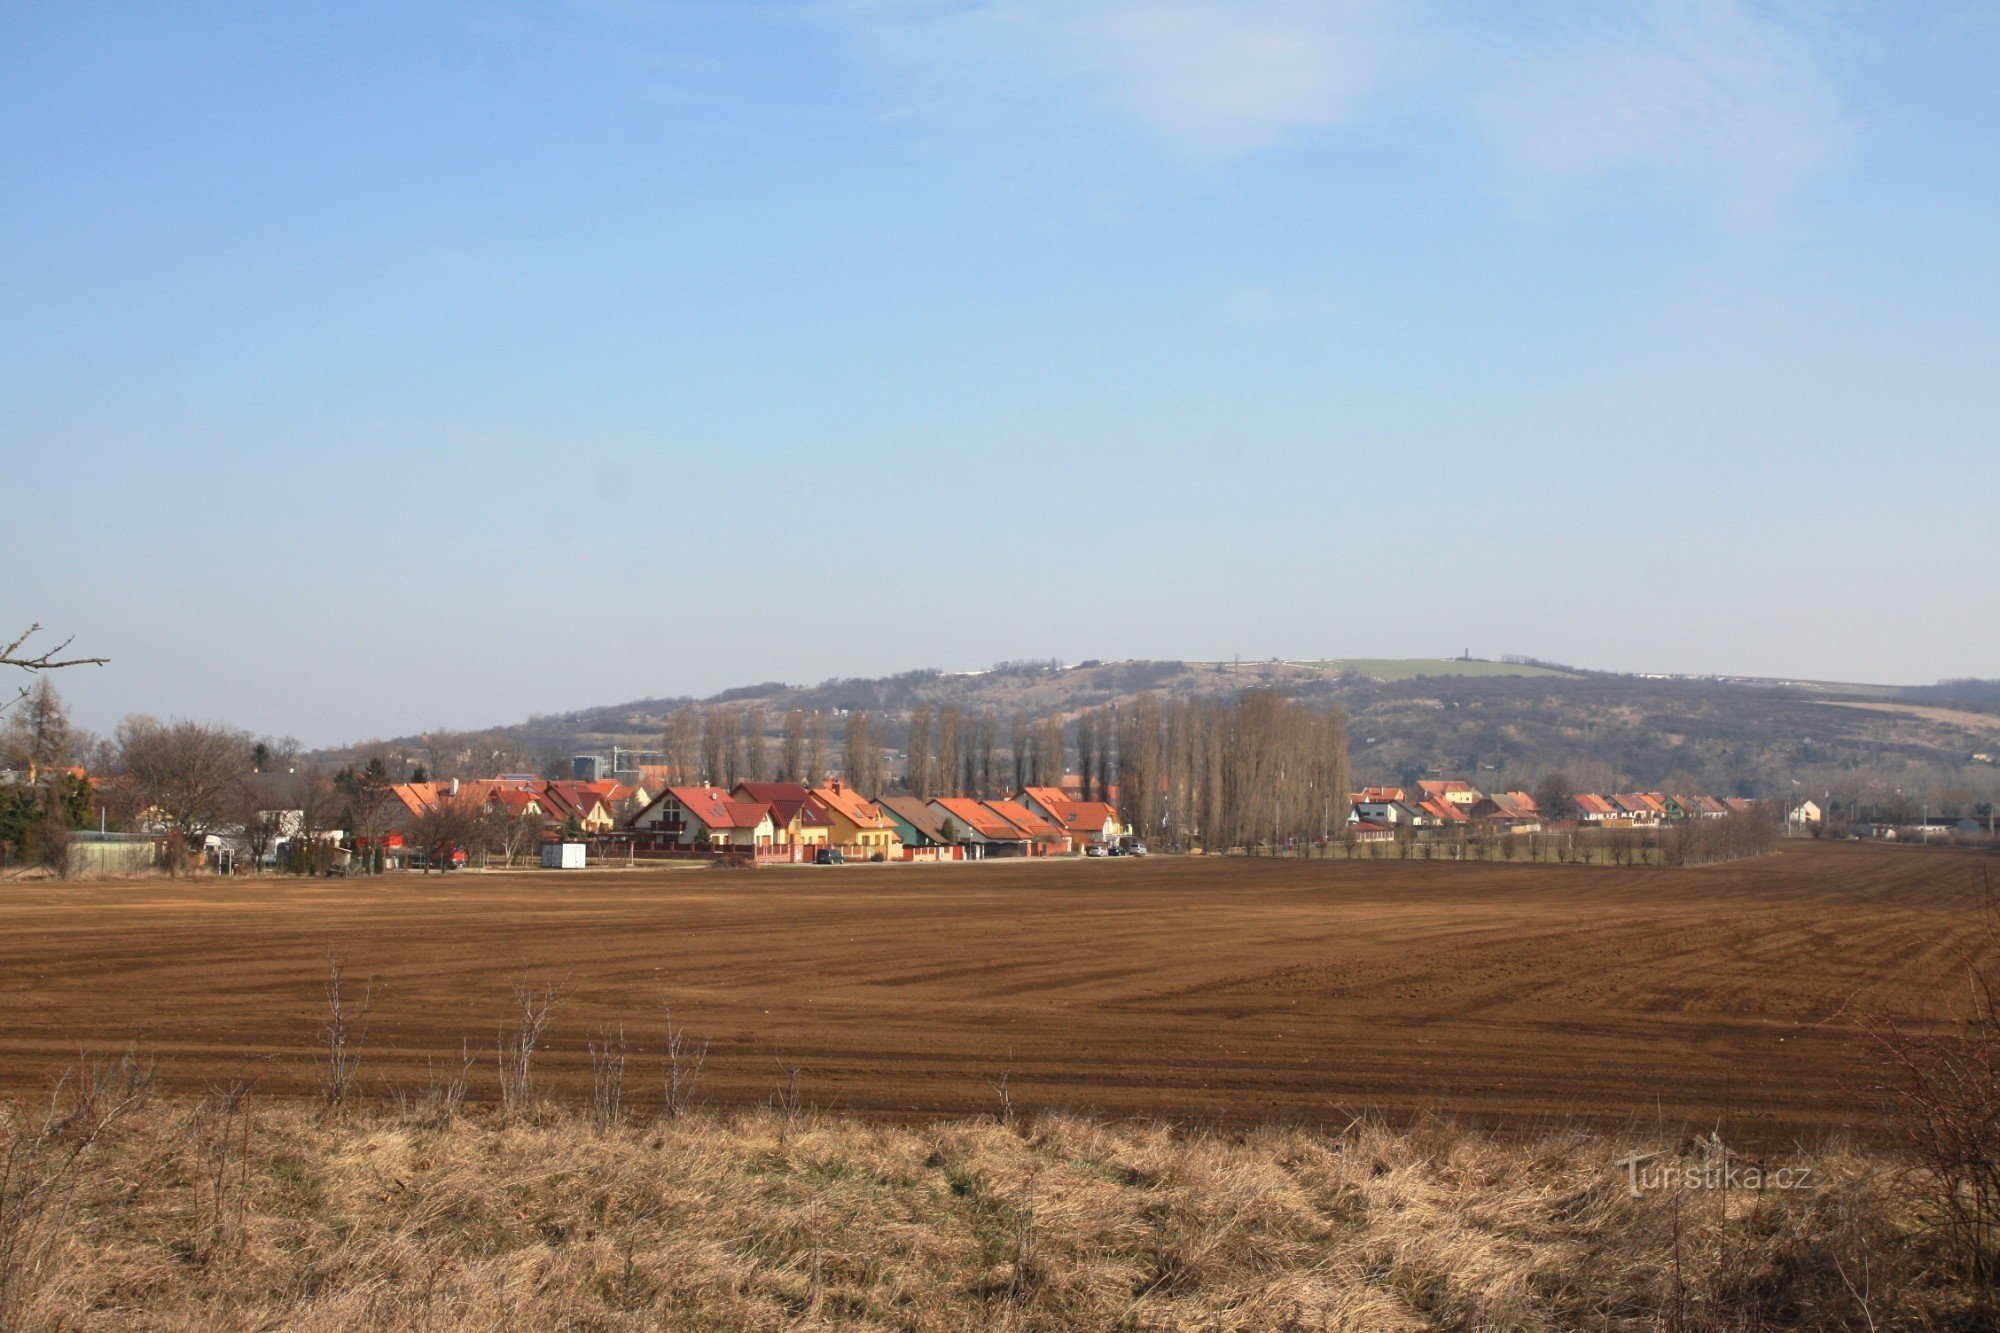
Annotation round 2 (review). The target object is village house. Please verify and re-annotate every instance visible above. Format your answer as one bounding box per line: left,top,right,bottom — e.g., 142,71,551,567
1050,799,1123,850
987,798,1070,856
808,780,902,859
1572,793,1618,823
928,797,1029,857
1417,779,1483,808
731,782,832,847
874,795,963,860
627,785,776,848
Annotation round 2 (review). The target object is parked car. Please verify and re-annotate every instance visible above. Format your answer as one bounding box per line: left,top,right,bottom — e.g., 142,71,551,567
1128,843,1150,857
815,847,846,865
1084,844,1108,858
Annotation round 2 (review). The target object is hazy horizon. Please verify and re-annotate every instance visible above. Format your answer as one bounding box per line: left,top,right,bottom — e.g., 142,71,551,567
7,3,1997,744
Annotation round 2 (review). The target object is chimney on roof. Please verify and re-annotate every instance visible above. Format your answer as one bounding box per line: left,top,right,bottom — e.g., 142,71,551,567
829,778,843,793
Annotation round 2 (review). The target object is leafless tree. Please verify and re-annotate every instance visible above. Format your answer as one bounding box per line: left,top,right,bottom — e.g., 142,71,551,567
975,710,997,797
114,717,252,870
659,708,702,785
1076,711,1097,801
844,710,885,797
1034,715,1065,789
701,706,736,788
318,951,373,1113
905,702,935,798
937,705,964,798
779,709,808,784
1,625,106,716
484,803,544,868
804,711,828,786
408,791,484,872
741,705,768,783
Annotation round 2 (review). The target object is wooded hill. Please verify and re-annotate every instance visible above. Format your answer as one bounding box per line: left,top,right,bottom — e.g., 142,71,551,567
324,659,2000,809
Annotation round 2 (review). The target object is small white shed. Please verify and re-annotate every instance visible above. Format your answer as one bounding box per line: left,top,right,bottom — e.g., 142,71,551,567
541,842,586,870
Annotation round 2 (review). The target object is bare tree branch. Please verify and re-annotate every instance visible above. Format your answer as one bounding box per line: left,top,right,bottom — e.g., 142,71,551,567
2,625,107,716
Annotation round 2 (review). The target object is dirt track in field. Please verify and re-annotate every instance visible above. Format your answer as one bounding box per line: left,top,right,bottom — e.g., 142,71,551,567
0,843,1987,1141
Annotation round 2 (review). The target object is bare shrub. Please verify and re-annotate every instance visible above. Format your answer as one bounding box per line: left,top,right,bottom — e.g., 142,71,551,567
391,1040,476,1129
1865,869,2000,1303
497,972,570,1116
318,951,373,1114
0,1050,151,1323
588,1024,626,1135
188,1080,254,1260
661,1003,709,1120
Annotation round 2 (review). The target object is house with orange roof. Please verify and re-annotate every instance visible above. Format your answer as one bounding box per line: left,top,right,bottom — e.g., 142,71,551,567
807,780,902,859
874,795,964,860
1014,786,1074,827
1572,793,1618,822
1417,780,1483,807
1048,799,1122,850
627,785,775,847
928,798,1029,857
986,799,1070,856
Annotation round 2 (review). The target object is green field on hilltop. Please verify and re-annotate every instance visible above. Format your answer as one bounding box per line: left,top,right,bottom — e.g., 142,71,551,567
1295,658,1583,681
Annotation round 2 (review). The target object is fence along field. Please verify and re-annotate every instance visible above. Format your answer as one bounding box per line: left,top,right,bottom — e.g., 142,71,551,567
0,841,1985,1143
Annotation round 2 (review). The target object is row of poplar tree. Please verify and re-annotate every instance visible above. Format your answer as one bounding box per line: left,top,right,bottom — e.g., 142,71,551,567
652,688,1350,853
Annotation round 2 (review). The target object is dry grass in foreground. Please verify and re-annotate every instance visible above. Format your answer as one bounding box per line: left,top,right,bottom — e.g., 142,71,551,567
2,1060,1987,1331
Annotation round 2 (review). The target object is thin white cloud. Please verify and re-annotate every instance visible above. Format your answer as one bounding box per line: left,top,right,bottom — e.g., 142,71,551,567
849,0,1416,159
1459,2,1852,214
840,0,1855,213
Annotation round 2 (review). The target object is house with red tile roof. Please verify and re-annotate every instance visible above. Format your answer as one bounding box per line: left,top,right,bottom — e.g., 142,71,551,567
928,798,1029,856
1014,786,1074,827
1049,799,1122,850
1572,793,1618,822
731,782,831,846
1418,779,1483,807
986,799,1069,855
808,780,902,859
627,785,775,847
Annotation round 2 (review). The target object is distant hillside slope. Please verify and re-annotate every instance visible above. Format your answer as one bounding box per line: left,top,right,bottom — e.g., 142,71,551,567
324,660,2000,802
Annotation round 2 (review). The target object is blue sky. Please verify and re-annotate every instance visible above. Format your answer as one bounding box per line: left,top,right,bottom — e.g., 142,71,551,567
3,2,1996,744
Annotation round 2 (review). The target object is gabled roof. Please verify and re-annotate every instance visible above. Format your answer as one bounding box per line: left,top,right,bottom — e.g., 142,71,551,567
731,782,827,828
1354,786,1408,804
809,781,892,831
1053,800,1119,834
644,785,771,831
734,781,813,804
1573,793,1618,816
987,799,1064,842
1018,786,1071,812
930,797,1023,842
1488,791,1539,817
876,795,953,844
491,789,543,817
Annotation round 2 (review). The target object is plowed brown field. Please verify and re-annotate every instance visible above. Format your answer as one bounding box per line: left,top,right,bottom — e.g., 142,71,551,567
0,842,1986,1140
